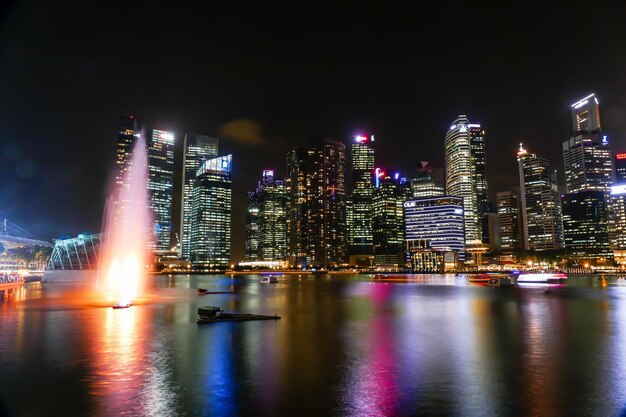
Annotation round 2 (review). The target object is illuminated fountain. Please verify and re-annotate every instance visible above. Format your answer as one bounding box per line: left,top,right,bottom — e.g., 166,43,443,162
99,133,150,306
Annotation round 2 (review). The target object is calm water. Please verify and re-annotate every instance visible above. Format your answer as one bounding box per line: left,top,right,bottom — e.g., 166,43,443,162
2,274,626,416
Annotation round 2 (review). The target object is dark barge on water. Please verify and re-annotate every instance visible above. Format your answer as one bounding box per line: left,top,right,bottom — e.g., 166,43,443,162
197,306,281,324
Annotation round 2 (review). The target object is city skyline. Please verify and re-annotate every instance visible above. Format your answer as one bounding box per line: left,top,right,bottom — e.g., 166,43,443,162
1,2,625,263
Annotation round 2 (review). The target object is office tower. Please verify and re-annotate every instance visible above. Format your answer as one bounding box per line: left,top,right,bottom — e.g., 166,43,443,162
147,129,175,251
468,123,489,245
348,134,375,260
496,191,521,252
113,116,139,224
404,196,465,270
180,134,219,259
244,170,288,262
571,93,601,133
615,152,626,184
372,172,409,267
517,143,564,251
444,116,481,245
286,139,347,267
411,161,445,198
562,191,611,260
245,193,260,261
190,155,232,268
563,96,612,194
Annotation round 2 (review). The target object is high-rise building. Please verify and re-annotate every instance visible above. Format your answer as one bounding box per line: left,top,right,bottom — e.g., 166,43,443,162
517,143,564,251
348,135,375,259
286,139,347,267
404,196,465,271
372,171,411,267
113,116,139,224
562,191,611,260
468,123,489,245
244,170,288,262
180,134,219,259
615,152,626,184
147,129,175,251
411,161,445,198
190,155,232,268
444,116,481,245
571,93,601,134
496,191,521,252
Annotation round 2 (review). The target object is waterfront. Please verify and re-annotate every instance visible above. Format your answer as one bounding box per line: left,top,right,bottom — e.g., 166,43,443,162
2,274,626,416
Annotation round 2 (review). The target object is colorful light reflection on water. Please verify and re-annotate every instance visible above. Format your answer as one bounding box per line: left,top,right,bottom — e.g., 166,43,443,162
2,275,626,416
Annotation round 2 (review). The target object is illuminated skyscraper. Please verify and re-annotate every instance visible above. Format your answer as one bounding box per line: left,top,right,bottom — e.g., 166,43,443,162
615,152,626,184
348,135,375,261
180,134,219,259
245,170,288,262
571,93,601,134
372,171,411,267
113,115,139,224
562,191,611,260
517,144,564,251
411,161,445,198
496,191,521,252
444,116,481,245
147,129,175,251
469,123,489,243
286,139,346,267
190,155,232,268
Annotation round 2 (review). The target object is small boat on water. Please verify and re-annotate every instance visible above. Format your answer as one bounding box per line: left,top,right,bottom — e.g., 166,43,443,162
487,277,514,287
197,306,281,323
516,273,568,284
468,273,509,283
260,276,279,284
197,288,236,295
112,303,132,309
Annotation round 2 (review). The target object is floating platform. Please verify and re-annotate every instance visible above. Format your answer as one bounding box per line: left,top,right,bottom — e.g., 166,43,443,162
197,289,236,295
197,306,280,324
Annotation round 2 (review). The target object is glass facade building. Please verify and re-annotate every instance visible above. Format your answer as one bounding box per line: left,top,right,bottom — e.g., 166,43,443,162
411,161,445,198
190,155,232,268
496,191,520,252
562,191,611,260
113,116,139,225
147,129,175,251
444,116,481,245
349,135,375,257
286,140,347,267
245,170,288,262
517,144,564,251
180,134,219,259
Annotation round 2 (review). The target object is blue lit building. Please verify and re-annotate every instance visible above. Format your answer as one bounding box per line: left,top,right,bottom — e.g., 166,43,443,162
404,196,465,271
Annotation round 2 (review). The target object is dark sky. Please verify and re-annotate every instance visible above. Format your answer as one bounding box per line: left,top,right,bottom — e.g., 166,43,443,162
1,1,625,261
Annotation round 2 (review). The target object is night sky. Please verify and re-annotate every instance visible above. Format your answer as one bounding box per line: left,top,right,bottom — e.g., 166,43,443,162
1,1,625,261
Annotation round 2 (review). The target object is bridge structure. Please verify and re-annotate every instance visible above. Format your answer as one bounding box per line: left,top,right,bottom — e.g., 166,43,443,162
46,233,101,270
0,219,52,250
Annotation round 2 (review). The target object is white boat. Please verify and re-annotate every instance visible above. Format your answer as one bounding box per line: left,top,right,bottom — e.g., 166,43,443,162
260,276,279,284
516,273,567,284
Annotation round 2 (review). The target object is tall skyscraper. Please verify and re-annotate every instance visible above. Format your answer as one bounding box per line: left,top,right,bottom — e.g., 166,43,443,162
190,155,232,268
113,116,139,224
444,116,481,245
180,134,219,259
372,171,411,267
411,161,445,198
517,143,564,251
286,139,347,267
244,170,288,262
404,196,465,271
349,134,375,260
496,191,521,252
469,123,489,243
562,191,611,260
571,93,601,133
147,129,175,251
